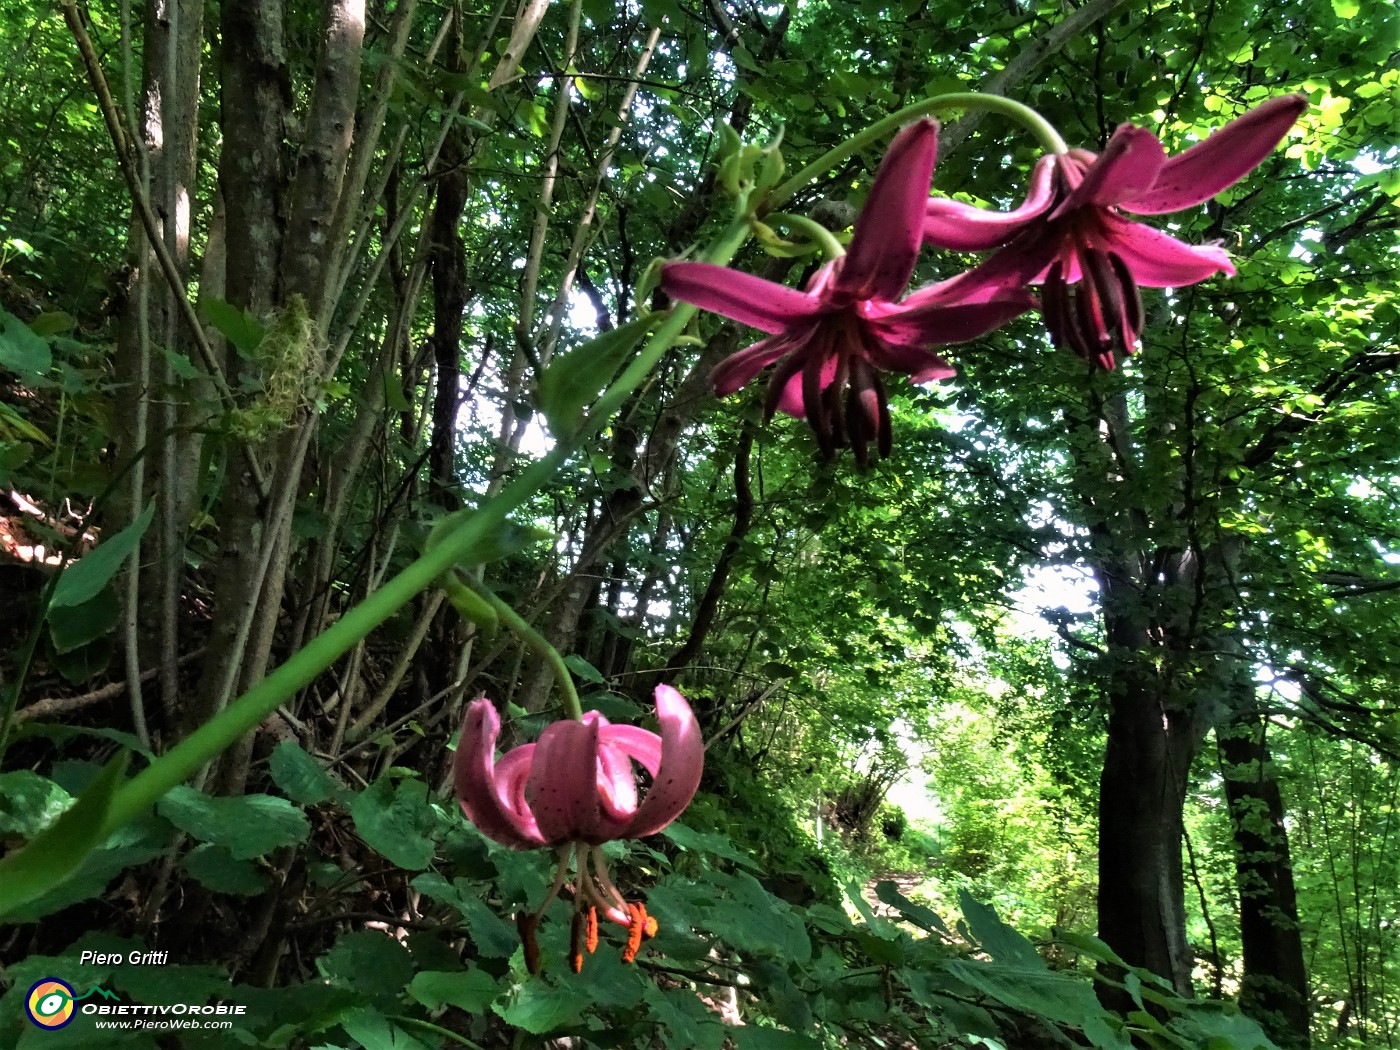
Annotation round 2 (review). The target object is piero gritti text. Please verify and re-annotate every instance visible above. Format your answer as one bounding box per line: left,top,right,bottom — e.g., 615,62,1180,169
79,950,170,966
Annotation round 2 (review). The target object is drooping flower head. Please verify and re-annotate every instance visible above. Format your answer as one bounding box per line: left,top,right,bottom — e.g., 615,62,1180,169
663,118,1034,465
455,685,703,972
923,94,1307,369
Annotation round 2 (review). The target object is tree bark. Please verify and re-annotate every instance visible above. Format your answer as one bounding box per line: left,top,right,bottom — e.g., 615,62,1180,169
1218,707,1312,1047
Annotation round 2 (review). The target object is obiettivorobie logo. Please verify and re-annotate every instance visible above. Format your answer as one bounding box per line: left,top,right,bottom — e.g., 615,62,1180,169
24,980,119,1029
24,978,247,1031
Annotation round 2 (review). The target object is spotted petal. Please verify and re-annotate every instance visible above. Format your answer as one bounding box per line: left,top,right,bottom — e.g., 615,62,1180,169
620,685,704,839
455,699,546,849
1100,213,1236,287
1058,125,1167,214
1122,94,1308,215
923,155,1057,251
837,118,939,302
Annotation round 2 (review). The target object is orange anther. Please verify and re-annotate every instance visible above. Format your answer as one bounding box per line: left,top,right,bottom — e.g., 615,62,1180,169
586,906,599,954
622,902,648,963
570,909,585,973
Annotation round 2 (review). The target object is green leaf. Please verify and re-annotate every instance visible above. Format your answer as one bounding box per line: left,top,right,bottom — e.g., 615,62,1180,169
0,306,52,379
408,969,500,1013
945,959,1106,1028
162,347,201,380
157,787,310,859
268,740,342,805
0,752,130,922
338,1007,434,1050
48,584,119,653
1331,0,1359,16
320,930,415,999
563,653,606,684
0,771,73,839
183,843,271,896
661,822,762,870
349,777,437,869
493,981,590,1034
200,297,267,355
29,311,76,337
538,314,658,437
875,880,951,936
50,503,155,609
957,889,1043,966
731,1027,823,1050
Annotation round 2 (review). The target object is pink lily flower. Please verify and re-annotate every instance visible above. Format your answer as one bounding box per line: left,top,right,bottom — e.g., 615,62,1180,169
923,94,1307,369
455,685,703,972
663,118,1033,465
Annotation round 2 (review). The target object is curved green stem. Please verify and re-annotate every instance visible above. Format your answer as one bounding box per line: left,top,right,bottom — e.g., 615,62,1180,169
468,577,583,721
769,92,1068,210
89,205,756,843
388,1015,487,1050
765,212,845,260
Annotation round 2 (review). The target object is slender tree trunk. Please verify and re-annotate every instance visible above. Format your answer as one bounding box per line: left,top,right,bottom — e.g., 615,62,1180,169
1219,706,1311,1047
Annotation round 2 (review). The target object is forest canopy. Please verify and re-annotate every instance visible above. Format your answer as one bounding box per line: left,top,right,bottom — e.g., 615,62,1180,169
0,0,1398,1047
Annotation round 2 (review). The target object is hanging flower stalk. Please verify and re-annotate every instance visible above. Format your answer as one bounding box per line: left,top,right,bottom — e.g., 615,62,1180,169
455,685,704,973
923,94,1308,369
662,118,1033,465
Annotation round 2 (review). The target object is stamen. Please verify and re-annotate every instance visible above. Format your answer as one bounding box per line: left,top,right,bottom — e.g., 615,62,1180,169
569,909,585,973
622,902,650,963
586,906,599,954
517,911,542,975
1107,251,1143,353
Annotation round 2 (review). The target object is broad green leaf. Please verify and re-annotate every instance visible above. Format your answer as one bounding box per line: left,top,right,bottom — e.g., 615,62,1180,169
0,771,73,839
0,307,52,379
338,1007,434,1050
875,880,951,936
493,980,589,1034
563,653,606,684
0,752,130,922
183,843,270,896
408,969,499,1013
537,314,658,437
50,503,155,609
157,788,310,859
957,889,1043,967
28,311,75,337
731,1027,823,1050
48,584,119,653
200,297,267,355
349,777,437,869
268,740,342,805
320,930,415,999
661,822,762,870
945,959,1106,1028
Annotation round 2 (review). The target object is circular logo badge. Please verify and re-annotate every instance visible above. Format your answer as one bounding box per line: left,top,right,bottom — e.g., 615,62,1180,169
26,978,76,1029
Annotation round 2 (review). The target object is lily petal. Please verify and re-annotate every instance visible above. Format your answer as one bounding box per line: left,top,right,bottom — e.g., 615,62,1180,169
1058,125,1167,214
525,718,611,844
662,262,822,334
1101,213,1235,287
621,685,705,839
837,118,939,302
1122,94,1307,215
863,340,957,383
711,334,799,396
455,699,545,849
600,724,664,778
872,294,1034,350
923,155,1057,250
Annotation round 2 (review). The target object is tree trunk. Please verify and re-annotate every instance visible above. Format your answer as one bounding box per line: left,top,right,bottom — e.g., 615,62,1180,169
1218,708,1311,1047
1095,640,1199,1000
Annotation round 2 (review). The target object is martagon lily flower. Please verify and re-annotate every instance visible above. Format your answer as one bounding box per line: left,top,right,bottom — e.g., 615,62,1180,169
663,118,1033,465
455,685,703,973
923,94,1307,370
